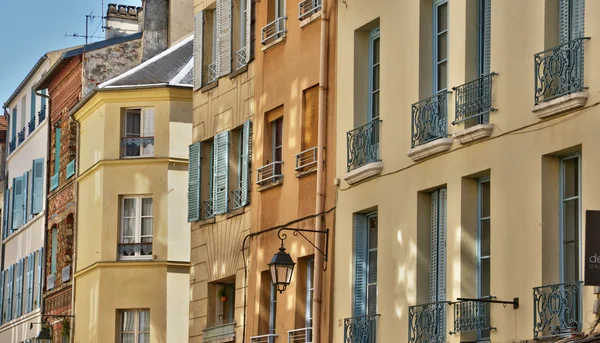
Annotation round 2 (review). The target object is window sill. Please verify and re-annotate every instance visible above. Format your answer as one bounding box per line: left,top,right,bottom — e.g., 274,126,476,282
118,256,154,262
532,91,588,119
344,161,383,185
197,216,216,227
453,124,493,144
229,65,248,79
227,207,245,219
257,179,283,192
407,137,453,162
261,35,286,52
200,81,219,93
296,167,317,178
300,10,321,28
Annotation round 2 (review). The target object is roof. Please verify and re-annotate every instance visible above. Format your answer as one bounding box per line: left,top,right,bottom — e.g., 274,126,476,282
99,34,193,89
35,32,143,90
3,55,47,109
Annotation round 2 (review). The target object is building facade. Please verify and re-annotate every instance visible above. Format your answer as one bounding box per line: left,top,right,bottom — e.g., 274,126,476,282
334,0,598,343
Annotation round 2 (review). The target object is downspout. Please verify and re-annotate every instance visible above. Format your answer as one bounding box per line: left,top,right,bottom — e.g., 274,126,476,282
69,115,81,343
313,0,329,343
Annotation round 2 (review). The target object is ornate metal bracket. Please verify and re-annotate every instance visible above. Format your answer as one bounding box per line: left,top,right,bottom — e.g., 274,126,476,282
277,227,329,271
456,297,519,309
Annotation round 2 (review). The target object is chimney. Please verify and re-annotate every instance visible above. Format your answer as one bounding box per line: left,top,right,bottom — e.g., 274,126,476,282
140,0,169,61
105,2,142,40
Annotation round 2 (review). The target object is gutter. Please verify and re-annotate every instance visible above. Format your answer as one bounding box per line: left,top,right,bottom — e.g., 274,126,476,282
3,55,48,109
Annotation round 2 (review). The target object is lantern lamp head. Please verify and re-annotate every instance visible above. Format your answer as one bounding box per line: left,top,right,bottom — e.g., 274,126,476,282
35,328,52,343
268,245,296,293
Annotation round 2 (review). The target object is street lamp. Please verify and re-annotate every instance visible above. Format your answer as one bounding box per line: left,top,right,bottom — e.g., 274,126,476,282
34,328,52,343
268,245,296,293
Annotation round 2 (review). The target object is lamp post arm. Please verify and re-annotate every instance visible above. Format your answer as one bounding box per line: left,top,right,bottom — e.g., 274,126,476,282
277,228,330,262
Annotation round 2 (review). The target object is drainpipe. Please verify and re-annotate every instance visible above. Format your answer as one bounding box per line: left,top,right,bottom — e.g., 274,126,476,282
69,115,81,343
313,0,329,342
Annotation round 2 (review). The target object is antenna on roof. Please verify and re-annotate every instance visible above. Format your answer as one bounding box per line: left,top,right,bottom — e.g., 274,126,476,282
65,11,105,44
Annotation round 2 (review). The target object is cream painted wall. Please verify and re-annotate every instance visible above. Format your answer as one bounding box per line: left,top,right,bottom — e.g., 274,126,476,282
335,0,600,342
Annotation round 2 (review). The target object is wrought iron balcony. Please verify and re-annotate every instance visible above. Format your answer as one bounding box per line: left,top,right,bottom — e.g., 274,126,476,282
344,314,379,343
288,327,312,343
236,46,248,71
118,242,153,259
261,17,287,45
346,120,380,172
295,147,317,172
28,118,36,134
66,160,76,179
298,0,321,20
203,322,236,343
8,140,15,154
38,105,46,123
408,301,449,343
257,161,283,186
534,37,589,105
411,92,449,148
452,73,497,125
204,198,215,218
121,137,154,157
208,62,218,84
450,297,492,335
533,281,583,338
18,128,25,145
47,274,55,291
250,333,277,343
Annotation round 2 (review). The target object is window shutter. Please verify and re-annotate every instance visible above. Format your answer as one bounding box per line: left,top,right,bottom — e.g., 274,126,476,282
213,131,229,215
194,11,205,90
559,0,570,44
240,120,252,206
430,191,439,303
0,270,4,325
482,0,491,75
30,88,36,123
22,172,28,224
5,188,11,239
2,187,8,239
216,0,232,76
32,159,44,215
353,214,368,317
36,248,42,309
12,177,23,231
438,188,447,302
245,0,252,63
430,189,447,340
7,265,13,321
188,142,202,222
16,260,22,318
41,89,47,111
26,255,31,313
11,109,17,141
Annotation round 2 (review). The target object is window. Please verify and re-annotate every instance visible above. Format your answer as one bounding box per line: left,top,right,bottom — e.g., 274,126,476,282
477,179,491,340
20,96,26,132
559,0,585,44
233,0,251,70
121,109,155,158
54,127,61,176
429,188,447,339
119,309,150,343
11,108,17,143
368,28,380,122
306,257,314,329
30,88,36,124
272,117,283,175
203,8,218,84
214,283,235,326
51,227,58,275
120,197,153,259
354,212,378,317
31,159,44,215
560,154,581,283
12,176,24,231
433,0,448,93
269,282,277,335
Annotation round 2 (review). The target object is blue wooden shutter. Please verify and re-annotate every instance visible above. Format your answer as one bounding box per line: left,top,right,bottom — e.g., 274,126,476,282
482,0,491,75
2,187,8,239
240,120,252,206
559,0,570,44
36,248,42,309
213,131,229,215
30,88,36,123
11,109,16,142
22,172,28,224
193,11,204,90
55,127,61,176
188,142,202,222
12,177,23,231
353,214,368,317
0,270,4,325
32,159,44,215
16,260,23,318
6,265,13,321
26,254,33,313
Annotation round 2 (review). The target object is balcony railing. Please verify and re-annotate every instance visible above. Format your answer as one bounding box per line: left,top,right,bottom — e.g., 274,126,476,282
47,274,55,291
28,118,36,134
203,322,236,343
295,147,317,172
38,105,46,123
346,120,380,172
344,314,379,343
261,17,287,45
208,62,218,84
450,298,492,335
18,128,25,145
236,46,248,70
298,0,321,20
250,333,278,343
288,327,312,343
121,137,154,157
534,37,589,105
232,187,244,210
408,301,449,343
411,92,449,148
204,198,215,218
118,242,153,259
257,161,283,186
8,140,15,154
452,73,497,125
66,160,76,179
50,173,59,191
533,281,583,338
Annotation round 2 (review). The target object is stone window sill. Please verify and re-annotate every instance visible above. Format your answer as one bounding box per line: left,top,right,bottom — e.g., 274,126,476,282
300,11,321,28
200,81,219,93
296,167,317,178
229,65,248,79
532,91,588,119
257,179,283,192
407,138,453,162
197,217,216,227
261,36,286,52
344,161,383,185
453,124,493,144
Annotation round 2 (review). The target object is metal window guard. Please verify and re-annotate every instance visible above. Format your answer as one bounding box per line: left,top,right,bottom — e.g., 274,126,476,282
450,296,495,335
18,128,25,145
120,137,155,157
257,161,283,186
204,198,215,218
203,322,236,343
208,62,218,84
28,118,36,135
346,120,381,172
533,281,583,339
534,37,589,105
66,160,76,179
232,187,244,210
408,301,449,343
50,173,59,191
118,242,153,258
38,105,46,123
411,91,449,148
8,140,15,154
298,0,322,20
288,327,312,343
261,17,287,45
236,46,248,71
452,72,497,125
344,314,380,343
295,147,317,172
46,274,55,291
250,333,278,343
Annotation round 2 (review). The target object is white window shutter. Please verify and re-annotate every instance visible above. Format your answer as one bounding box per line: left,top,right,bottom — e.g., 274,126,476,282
216,0,232,76
188,142,202,222
212,131,229,215
194,11,205,90
240,120,252,206
245,0,252,63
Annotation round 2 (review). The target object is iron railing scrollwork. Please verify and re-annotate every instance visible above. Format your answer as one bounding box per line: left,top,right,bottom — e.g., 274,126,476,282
450,297,493,335
118,242,153,258
534,37,589,105
533,281,582,338
452,73,497,124
346,120,381,172
411,92,449,148
8,140,15,154
408,301,449,343
232,187,244,210
298,0,322,20
18,128,25,145
28,118,36,134
344,314,379,343
38,105,46,123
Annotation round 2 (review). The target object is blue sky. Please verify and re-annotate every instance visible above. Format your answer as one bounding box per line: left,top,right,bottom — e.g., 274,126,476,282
0,0,142,107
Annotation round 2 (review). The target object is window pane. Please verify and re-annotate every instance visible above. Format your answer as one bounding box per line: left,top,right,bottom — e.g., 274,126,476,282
368,251,377,283
139,333,150,343
564,242,579,282
125,110,141,137
481,258,490,296
437,3,447,32
142,110,155,137
275,119,283,146
367,284,377,315
480,219,490,257
372,64,380,92
121,334,135,343
141,198,153,216
437,62,447,91
123,219,136,239
563,199,579,243
121,311,135,331
142,218,153,237
371,92,380,120
563,158,579,198
372,37,380,65
123,199,136,217
368,220,378,250
437,32,447,61
139,310,150,331
481,181,490,218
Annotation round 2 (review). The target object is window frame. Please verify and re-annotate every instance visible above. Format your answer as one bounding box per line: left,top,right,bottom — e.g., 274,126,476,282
559,153,582,283
119,196,154,260
368,28,380,122
476,178,491,340
269,282,277,335
121,108,155,159
306,256,314,328
119,309,150,343
433,0,449,93
271,117,283,163
365,212,378,316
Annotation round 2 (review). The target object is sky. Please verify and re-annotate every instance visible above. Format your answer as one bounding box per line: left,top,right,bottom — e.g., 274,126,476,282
0,0,142,107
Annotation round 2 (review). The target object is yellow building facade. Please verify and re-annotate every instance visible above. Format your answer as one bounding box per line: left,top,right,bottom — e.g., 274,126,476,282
334,0,599,343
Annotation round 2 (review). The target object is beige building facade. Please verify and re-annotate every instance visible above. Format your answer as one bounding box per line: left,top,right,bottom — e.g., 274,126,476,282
334,0,599,343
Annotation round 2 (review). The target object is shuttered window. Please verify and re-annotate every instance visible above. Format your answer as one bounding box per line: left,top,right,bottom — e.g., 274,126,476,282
30,88,36,123
12,177,23,231
11,109,17,142
560,0,585,44
55,127,61,176
15,259,23,318
430,188,447,340
32,159,44,215
36,248,42,309
213,131,230,215
3,187,9,239
0,270,4,325
51,227,58,275
22,171,28,224
188,142,202,222
6,265,13,322
26,253,34,313
194,11,205,90
354,212,378,317
216,0,232,76
240,120,251,207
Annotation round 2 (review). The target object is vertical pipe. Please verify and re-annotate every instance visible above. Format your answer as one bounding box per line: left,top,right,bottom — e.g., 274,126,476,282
313,0,329,342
